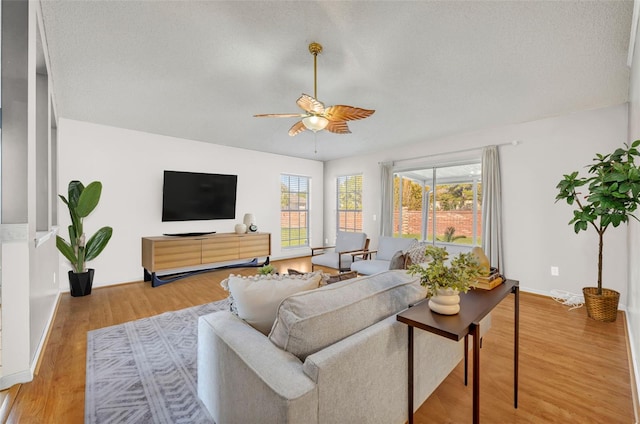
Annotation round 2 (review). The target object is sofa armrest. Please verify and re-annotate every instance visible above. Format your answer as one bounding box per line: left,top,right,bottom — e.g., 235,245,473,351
301,315,465,424
198,311,318,424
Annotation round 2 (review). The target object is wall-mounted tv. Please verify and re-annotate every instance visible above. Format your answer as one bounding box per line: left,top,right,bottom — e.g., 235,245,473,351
162,170,237,222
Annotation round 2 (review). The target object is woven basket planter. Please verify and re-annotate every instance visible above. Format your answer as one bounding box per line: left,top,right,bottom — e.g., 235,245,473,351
582,287,619,322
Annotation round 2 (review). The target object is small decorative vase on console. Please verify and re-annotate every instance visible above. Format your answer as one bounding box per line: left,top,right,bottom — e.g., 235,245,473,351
234,223,247,234
428,288,460,315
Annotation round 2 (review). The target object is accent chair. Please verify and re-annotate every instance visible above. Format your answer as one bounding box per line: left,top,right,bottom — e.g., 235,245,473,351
350,236,417,275
310,231,368,273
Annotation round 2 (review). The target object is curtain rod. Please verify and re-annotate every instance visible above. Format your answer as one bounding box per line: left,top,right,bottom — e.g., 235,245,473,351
381,140,521,166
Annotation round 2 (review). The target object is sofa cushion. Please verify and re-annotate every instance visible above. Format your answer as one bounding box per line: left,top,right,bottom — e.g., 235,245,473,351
221,272,322,335
350,259,391,275
334,231,367,252
311,252,355,270
268,270,427,360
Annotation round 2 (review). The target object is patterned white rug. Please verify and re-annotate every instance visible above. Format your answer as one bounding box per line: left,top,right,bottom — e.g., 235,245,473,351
85,299,230,424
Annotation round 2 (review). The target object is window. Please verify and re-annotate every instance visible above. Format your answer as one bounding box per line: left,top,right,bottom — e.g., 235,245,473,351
393,162,482,249
281,174,310,248
337,175,363,232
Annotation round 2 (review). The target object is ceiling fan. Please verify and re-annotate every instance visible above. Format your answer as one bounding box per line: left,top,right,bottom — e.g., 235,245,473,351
254,42,375,136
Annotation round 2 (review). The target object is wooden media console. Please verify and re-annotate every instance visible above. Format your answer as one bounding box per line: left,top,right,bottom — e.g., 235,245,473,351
141,232,271,287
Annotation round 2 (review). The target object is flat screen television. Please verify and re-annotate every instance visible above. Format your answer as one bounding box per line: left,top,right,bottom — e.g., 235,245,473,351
162,170,237,222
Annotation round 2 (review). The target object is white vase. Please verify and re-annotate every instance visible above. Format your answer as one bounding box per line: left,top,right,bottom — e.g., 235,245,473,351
234,223,247,234
428,288,461,315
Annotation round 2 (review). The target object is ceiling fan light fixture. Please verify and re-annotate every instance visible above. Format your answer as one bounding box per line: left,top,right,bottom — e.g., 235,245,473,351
254,42,374,139
302,115,329,132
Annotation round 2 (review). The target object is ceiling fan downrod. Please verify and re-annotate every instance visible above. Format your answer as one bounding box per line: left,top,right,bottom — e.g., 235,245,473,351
308,42,322,100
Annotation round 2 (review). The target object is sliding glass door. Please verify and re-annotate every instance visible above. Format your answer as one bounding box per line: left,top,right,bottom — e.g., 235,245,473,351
393,162,482,252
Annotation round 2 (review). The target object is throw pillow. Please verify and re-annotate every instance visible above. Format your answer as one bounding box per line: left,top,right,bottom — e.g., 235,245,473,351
388,250,406,270
324,270,358,284
220,272,322,335
406,242,430,266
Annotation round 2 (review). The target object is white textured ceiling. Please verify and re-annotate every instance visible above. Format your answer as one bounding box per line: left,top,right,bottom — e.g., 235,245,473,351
40,0,633,161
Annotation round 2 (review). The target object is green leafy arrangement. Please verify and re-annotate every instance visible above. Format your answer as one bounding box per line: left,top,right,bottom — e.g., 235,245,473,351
555,140,640,294
407,245,483,297
257,264,276,275
56,181,113,273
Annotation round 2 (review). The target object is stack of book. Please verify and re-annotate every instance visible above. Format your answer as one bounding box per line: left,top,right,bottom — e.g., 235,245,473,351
474,267,503,290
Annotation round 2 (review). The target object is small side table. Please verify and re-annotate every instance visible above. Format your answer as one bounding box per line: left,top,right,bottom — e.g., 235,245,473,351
396,279,519,424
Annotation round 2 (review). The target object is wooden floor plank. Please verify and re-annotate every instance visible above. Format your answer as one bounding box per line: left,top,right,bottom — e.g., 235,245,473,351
5,258,636,423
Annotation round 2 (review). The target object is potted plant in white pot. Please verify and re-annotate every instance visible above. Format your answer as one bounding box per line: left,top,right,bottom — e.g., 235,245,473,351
555,140,640,322
56,180,113,297
407,245,483,315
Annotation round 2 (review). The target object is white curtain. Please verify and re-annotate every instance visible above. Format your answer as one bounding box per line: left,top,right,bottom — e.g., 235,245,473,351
481,146,504,273
380,162,394,237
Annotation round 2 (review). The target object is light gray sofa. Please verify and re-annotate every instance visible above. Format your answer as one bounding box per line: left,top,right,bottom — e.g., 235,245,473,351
350,236,417,275
197,270,491,424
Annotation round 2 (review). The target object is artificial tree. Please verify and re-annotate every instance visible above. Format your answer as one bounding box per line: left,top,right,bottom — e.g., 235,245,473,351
556,140,640,320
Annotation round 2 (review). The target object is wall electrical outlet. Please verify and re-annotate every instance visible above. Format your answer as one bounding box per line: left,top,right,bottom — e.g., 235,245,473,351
551,266,559,276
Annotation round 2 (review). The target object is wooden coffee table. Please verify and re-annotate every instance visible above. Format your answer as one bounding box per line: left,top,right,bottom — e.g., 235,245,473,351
396,279,519,424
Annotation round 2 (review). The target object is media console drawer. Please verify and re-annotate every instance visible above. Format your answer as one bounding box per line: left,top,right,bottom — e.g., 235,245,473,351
202,236,240,263
148,239,202,270
142,232,271,273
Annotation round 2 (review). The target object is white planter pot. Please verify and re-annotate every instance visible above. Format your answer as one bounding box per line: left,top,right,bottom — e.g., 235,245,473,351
428,288,460,315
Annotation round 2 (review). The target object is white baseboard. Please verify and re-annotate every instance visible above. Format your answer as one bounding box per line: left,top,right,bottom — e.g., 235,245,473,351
0,369,32,391
625,313,640,424
519,285,628,311
30,291,61,378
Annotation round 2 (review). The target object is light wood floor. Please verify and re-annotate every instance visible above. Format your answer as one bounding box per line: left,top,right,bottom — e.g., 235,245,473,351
4,257,636,423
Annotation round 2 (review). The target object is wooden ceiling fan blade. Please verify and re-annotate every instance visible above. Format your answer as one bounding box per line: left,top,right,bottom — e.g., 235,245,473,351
297,94,325,114
324,105,375,122
255,43,373,136
254,113,306,118
288,120,307,136
325,120,351,134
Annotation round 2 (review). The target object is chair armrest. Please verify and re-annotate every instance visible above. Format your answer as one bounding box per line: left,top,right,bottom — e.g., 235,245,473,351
311,245,335,256
336,248,371,271
336,248,368,255
351,249,377,260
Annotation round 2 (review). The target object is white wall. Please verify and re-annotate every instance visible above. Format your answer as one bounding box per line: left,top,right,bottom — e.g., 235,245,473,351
626,0,640,408
57,119,324,288
0,1,60,389
324,104,629,300
0,227,31,388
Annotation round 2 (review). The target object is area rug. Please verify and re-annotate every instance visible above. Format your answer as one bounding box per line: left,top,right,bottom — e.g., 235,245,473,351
85,298,230,424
